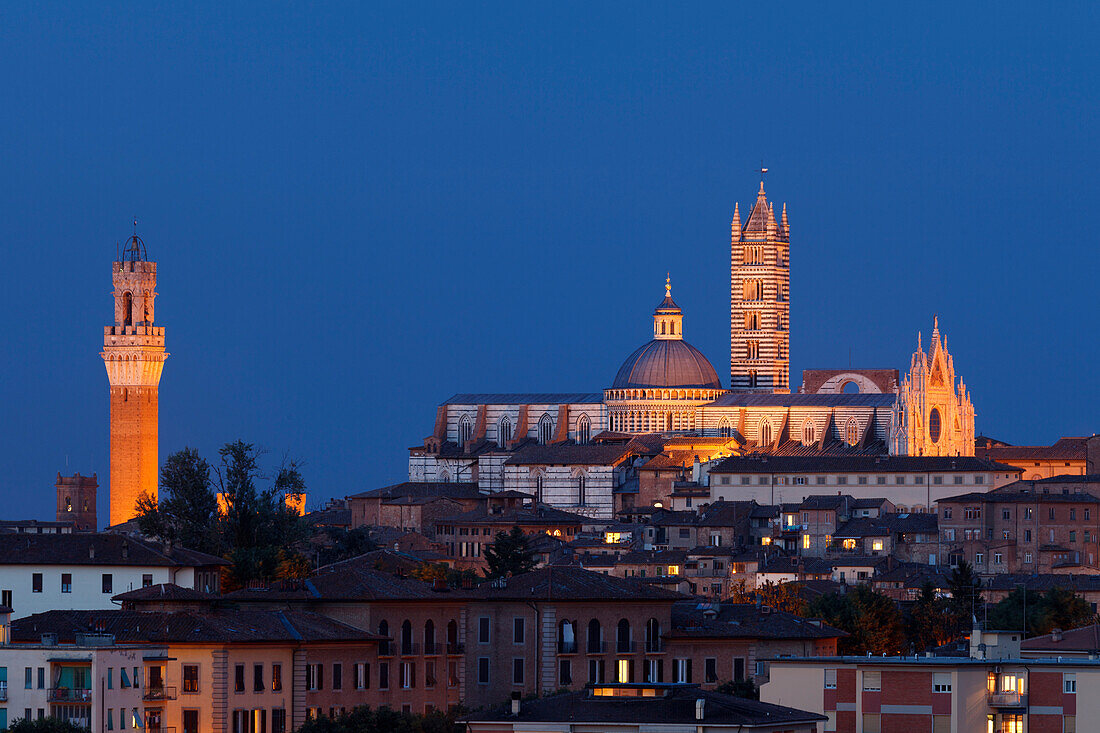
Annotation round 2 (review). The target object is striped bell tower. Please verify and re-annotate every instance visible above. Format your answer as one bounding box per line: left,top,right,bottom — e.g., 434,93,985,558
730,176,790,393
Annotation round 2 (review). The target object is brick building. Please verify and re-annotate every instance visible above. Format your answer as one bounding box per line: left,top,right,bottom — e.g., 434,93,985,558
764,655,1099,733
938,479,1100,575
434,504,586,571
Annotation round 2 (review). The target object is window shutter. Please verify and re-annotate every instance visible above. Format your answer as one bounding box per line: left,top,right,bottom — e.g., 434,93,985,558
686,659,693,683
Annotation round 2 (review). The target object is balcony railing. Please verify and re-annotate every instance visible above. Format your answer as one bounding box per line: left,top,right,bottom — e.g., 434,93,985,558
48,688,92,703
400,642,420,656
988,691,1026,707
446,642,465,655
586,641,608,654
644,640,664,653
379,642,393,656
423,641,440,655
558,640,578,654
616,640,638,653
142,686,177,702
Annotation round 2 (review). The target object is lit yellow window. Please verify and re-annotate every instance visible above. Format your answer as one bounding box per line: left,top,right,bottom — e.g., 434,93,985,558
605,532,622,544
667,565,681,576
872,540,884,551
842,539,857,550
802,535,811,549
617,659,631,683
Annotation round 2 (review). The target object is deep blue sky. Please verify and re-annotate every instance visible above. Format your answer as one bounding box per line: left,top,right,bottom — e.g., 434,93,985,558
1,3,1097,522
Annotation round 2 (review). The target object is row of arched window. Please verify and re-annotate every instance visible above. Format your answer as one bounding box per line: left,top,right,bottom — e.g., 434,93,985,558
558,617,662,654
456,413,592,447
605,388,719,401
377,619,460,656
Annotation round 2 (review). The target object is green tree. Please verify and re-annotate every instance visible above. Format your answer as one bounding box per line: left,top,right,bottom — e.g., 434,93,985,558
483,526,538,580
317,526,378,567
411,561,479,589
7,718,91,733
135,447,221,554
987,586,1095,637
986,586,1042,635
715,678,759,699
945,561,983,637
294,705,460,733
906,581,952,652
806,585,905,655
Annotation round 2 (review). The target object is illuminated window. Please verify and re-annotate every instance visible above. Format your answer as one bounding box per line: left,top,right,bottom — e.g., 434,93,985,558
667,565,680,576
871,540,884,552
842,539,857,550
605,532,622,544
846,419,859,446
747,340,759,359
802,535,811,549
801,420,815,446
760,419,772,446
718,418,732,438
616,659,631,683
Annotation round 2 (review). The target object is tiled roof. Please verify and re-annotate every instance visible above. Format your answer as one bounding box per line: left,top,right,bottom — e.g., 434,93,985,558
222,564,451,603
112,584,219,603
832,518,889,539
939,489,1100,504
977,437,1089,461
469,684,826,726
346,481,481,501
670,600,846,640
436,504,588,526
12,609,381,644
985,574,1100,592
504,443,634,466
443,393,603,405
872,564,952,588
709,393,897,408
0,534,226,567
759,556,833,575
1022,623,1100,652
710,455,1017,475
468,566,684,602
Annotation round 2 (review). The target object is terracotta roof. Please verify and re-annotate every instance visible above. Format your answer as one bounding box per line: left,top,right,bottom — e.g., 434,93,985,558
504,443,634,466
1022,623,1100,652
939,489,1100,504
669,600,846,640
436,504,588,526
346,481,481,501
12,609,381,644
977,437,1089,461
444,393,603,405
112,584,220,603
711,455,1017,475
985,574,1100,592
469,684,825,727
0,534,227,567
468,566,684,602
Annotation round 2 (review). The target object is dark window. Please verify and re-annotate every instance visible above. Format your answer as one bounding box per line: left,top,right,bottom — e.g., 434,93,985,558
379,662,389,689
182,665,199,693
253,663,264,692
559,660,572,685
102,574,113,594
478,657,490,685
513,617,525,644
61,574,72,593
272,709,286,733
234,664,245,693
513,658,524,685
183,710,199,733
332,663,342,691
734,658,745,681
705,658,718,683
142,574,153,588
478,617,490,644
38,667,45,689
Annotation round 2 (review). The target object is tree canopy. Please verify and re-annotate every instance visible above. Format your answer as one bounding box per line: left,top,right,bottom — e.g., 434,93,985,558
806,584,905,655
986,585,1095,637
135,440,309,590
7,718,92,733
483,526,538,579
294,705,460,733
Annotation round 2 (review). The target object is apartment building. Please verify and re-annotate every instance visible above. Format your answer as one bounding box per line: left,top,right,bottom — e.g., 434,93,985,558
764,655,1097,733
0,533,225,618
938,480,1100,574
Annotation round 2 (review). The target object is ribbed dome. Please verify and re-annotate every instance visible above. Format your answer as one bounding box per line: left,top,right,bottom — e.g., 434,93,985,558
612,339,722,389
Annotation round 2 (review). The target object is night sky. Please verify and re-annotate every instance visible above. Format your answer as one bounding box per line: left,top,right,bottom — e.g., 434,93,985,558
1,3,1097,523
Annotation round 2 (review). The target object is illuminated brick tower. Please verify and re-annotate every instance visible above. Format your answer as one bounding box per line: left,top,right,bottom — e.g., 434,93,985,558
729,177,790,392
56,472,98,531
101,232,168,525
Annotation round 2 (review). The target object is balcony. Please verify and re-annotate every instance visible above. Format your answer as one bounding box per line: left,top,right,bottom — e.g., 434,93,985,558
399,642,420,657
446,642,465,655
988,691,1026,708
142,686,177,702
558,640,578,654
644,640,664,653
586,641,608,654
615,641,638,654
48,688,92,703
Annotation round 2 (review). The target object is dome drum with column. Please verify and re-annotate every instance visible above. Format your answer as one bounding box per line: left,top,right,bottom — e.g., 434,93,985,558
604,278,726,434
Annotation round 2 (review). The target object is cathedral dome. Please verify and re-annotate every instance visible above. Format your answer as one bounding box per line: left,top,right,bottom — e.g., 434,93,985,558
611,277,722,390
612,339,722,389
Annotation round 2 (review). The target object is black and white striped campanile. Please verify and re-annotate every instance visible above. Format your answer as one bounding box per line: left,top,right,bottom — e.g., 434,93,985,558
729,175,790,393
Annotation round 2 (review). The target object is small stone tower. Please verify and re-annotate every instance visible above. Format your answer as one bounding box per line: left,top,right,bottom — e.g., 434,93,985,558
101,231,168,525
56,472,98,531
729,177,790,393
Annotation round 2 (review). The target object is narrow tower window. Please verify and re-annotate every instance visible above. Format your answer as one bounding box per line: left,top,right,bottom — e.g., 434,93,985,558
122,291,133,326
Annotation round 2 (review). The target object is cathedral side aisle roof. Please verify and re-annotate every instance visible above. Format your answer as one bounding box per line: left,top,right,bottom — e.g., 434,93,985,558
709,393,897,408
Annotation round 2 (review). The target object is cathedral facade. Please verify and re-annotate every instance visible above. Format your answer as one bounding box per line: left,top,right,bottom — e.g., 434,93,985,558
408,180,977,517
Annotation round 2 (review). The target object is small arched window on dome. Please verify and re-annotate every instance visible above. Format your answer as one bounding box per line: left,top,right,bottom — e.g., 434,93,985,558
576,414,591,445
801,420,815,447
499,416,513,446
538,414,554,445
718,418,732,438
846,418,860,446
760,419,773,448
458,414,473,447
